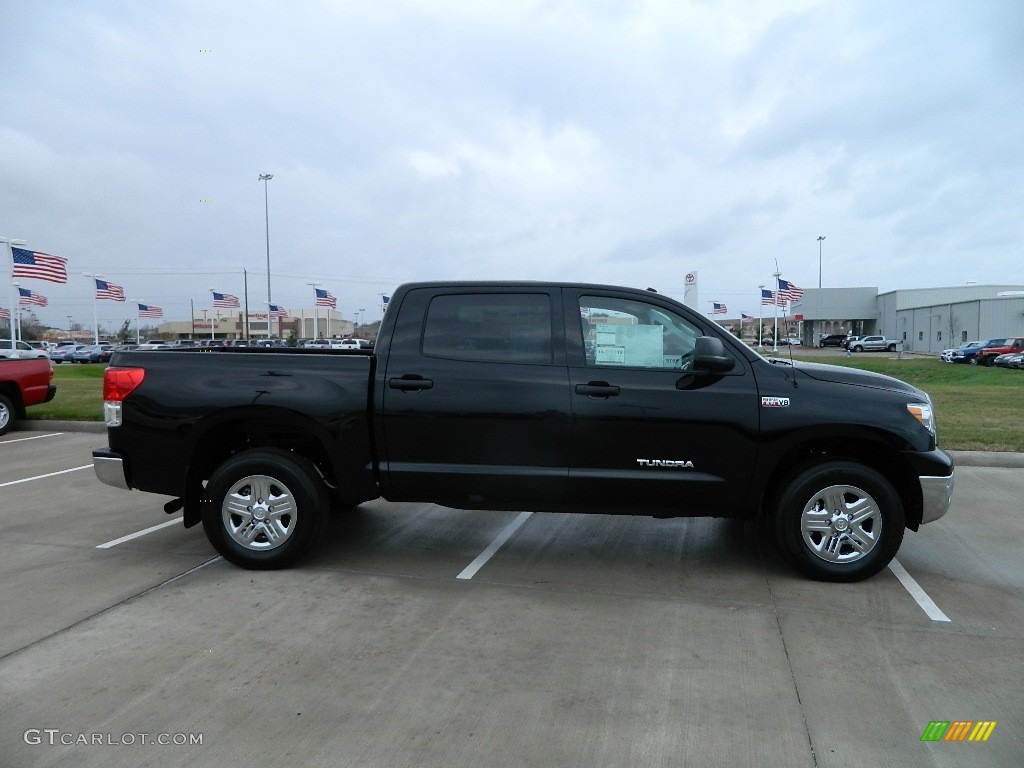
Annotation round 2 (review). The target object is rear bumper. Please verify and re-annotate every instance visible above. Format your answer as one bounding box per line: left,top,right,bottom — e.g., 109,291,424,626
93,449,131,490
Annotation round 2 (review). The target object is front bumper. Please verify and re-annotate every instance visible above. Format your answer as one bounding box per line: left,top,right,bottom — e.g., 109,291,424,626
919,473,954,524
93,449,131,490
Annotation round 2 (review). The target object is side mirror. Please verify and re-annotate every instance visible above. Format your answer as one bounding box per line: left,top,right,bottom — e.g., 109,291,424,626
694,336,736,373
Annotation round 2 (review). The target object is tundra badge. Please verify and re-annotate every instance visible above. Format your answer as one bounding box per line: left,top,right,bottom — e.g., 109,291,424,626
636,459,695,468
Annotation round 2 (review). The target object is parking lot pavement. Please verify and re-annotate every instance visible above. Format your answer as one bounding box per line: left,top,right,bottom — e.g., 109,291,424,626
1,434,1021,767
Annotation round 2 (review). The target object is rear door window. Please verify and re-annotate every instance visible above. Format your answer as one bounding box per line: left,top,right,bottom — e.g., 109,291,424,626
423,293,553,365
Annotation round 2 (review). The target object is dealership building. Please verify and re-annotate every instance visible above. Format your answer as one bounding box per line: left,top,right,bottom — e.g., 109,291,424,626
792,284,1024,353
154,308,354,342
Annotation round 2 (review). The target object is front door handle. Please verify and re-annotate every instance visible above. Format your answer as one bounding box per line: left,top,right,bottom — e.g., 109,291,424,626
575,381,620,398
389,375,434,392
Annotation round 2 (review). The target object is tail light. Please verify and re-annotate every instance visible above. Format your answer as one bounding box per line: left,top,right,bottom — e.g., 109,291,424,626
103,367,145,427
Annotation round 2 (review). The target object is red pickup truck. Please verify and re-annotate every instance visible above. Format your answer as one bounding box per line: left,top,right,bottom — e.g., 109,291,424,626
0,358,57,436
972,337,1024,366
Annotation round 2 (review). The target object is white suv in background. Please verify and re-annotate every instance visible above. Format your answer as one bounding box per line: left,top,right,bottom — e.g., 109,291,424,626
0,340,50,359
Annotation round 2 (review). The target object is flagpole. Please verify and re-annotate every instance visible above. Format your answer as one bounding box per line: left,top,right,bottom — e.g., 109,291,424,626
3,238,27,350
772,269,781,353
83,272,102,344
308,282,320,341
758,284,764,347
243,269,249,342
6,244,15,350
136,303,141,345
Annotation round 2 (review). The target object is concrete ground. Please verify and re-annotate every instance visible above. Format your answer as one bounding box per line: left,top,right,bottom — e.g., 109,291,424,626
1,426,1021,768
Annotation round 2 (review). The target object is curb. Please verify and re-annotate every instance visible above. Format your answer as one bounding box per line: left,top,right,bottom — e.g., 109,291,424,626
14,420,1024,467
15,420,107,435
948,450,1024,469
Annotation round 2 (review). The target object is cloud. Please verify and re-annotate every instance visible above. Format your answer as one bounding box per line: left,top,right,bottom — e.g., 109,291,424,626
2,0,1022,329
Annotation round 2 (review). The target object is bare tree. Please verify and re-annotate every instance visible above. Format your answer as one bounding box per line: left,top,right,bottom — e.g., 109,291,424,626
947,309,961,344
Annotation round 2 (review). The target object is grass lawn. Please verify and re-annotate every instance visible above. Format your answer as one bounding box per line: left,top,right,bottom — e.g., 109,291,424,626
790,354,1024,452
26,355,1024,452
29,363,107,422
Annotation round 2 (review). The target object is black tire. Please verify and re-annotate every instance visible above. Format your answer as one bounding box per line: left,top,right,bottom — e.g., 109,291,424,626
201,448,329,569
0,393,14,436
771,461,905,582
852,345,864,352
886,344,896,352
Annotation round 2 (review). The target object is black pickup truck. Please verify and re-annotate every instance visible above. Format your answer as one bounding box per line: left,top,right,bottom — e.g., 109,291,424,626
93,281,954,581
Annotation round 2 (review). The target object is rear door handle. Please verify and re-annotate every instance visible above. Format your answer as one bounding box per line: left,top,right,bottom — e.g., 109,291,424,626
575,381,620,398
389,375,434,392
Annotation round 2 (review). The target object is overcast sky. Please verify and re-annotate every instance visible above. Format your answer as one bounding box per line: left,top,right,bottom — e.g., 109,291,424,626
3,0,1023,330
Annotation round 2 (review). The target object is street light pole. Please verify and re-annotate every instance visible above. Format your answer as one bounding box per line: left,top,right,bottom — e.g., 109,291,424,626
259,174,274,307
817,235,826,289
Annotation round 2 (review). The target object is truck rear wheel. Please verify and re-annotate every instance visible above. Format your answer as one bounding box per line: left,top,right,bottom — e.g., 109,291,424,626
202,448,328,569
0,393,14,436
771,461,904,582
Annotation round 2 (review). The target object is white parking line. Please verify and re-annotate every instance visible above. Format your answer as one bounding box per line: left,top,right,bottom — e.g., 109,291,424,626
456,511,533,580
96,518,183,549
889,558,950,622
0,432,65,445
0,464,93,489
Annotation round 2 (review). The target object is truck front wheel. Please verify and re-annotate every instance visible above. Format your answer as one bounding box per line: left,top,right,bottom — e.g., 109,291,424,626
0,393,14,436
202,448,328,569
771,461,905,582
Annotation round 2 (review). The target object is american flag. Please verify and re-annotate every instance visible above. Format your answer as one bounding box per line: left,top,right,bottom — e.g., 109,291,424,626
761,289,777,306
777,278,804,303
12,247,68,283
712,302,727,314
95,278,126,302
138,303,163,318
212,291,240,308
268,304,288,317
0,307,9,320
741,313,754,323
382,294,391,306
19,287,48,307
315,288,336,308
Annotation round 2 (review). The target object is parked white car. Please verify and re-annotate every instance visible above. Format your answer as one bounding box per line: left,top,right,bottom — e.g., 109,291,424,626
940,340,983,362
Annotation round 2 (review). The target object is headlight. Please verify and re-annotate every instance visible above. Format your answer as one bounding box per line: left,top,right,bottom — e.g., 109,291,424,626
907,402,936,439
